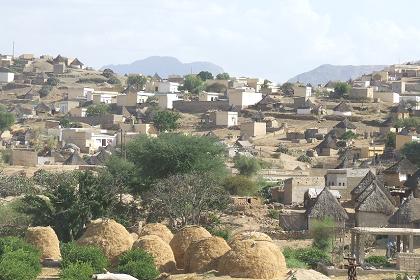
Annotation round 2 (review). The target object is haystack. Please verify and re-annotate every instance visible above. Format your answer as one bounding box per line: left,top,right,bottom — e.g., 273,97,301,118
77,219,133,263
25,226,61,260
217,239,287,279
230,231,272,244
184,236,231,273
133,235,176,273
130,232,139,241
139,223,173,244
169,225,212,269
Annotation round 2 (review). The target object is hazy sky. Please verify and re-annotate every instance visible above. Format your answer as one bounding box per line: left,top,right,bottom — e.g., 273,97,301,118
3,0,420,82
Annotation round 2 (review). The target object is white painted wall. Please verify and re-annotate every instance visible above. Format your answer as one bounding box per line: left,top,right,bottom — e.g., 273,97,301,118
0,72,14,83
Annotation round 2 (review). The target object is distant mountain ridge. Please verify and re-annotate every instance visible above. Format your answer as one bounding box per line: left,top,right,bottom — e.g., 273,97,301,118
288,64,387,85
102,56,224,78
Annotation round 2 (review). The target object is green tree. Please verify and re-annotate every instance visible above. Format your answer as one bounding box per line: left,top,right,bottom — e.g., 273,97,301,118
233,155,261,176
223,175,258,196
395,117,420,130
102,68,115,78
311,218,335,251
127,74,147,91
38,85,52,98
197,71,214,81
206,83,227,93
126,133,227,191
152,110,180,132
181,75,204,94
385,132,396,148
86,104,110,117
107,75,121,85
216,72,230,80
117,249,159,280
339,131,357,141
401,142,420,166
0,106,15,132
280,82,294,96
47,76,60,86
332,82,351,98
261,79,271,89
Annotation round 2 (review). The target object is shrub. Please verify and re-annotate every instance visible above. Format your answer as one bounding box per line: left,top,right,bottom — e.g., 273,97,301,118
223,175,258,196
47,77,60,86
234,155,261,176
365,255,391,268
60,262,95,280
0,256,40,280
297,155,312,164
283,247,330,269
0,237,38,256
208,227,231,240
311,219,335,251
107,76,121,85
275,144,289,154
117,249,159,280
61,242,108,273
267,209,279,219
39,85,52,97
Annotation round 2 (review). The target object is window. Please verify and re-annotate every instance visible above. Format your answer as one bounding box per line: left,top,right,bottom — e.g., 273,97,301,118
338,182,341,186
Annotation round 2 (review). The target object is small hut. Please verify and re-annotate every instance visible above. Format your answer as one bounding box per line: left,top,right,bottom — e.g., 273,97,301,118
315,133,338,156
306,187,348,230
350,170,377,202
389,195,420,228
63,152,87,165
333,119,356,137
383,158,418,188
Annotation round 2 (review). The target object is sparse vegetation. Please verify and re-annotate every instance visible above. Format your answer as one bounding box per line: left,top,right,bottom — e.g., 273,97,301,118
61,242,109,272
234,155,261,176
223,175,258,196
39,85,53,97
86,104,110,117
117,249,160,280
152,110,181,132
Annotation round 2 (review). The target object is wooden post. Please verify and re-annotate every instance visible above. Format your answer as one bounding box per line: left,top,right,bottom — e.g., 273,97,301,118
355,233,361,264
397,235,401,252
350,232,356,256
359,234,365,265
409,234,414,253
403,236,408,252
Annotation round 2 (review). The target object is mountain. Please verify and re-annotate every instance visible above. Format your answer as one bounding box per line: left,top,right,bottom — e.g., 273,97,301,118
102,56,224,77
288,64,387,85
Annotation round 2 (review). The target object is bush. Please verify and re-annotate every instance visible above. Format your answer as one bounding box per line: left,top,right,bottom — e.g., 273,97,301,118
208,227,231,240
117,249,159,280
47,77,60,86
283,247,330,269
311,219,335,251
61,242,109,273
275,144,289,154
267,209,279,219
297,155,312,164
39,85,52,98
365,255,391,268
233,155,261,176
0,237,38,256
223,175,258,196
60,262,95,280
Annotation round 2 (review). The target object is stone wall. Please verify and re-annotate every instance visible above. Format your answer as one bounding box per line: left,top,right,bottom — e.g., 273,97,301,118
398,253,420,271
173,100,230,113
279,212,307,231
11,149,38,166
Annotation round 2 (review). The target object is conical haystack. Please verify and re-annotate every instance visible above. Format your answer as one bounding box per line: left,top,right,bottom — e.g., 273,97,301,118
184,236,231,273
218,239,287,279
25,226,61,260
139,223,173,244
77,219,133,263
130,232,139,241
169,225,212,269
133,234,176,273
231,231,272,243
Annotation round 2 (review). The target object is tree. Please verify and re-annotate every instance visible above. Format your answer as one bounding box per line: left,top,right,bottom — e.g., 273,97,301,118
332,82,351,98
223,175,258,196
152,110,180,132
126,133,227,191
47,76,60,86
233,155,261,176
216,73,230,80
206,83,227,93
261,79,271,90
0,106,15,132
385,132,396,148
401,142,420,166
102,68,115,78
395,117,420,130
127,74,147,91
339,131,357,141
107,76,121,85
280,82,294,96
147,173,230,227
86,104,110,117
39,85,52,98
180,75,204,94
197,71,214,81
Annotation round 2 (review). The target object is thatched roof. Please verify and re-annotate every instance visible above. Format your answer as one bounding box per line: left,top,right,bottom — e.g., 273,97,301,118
351,170,377,197
384,158,417,175
404,169,420,190
53,54,66,63
256,95,276,106
34,102,51,113
355,183,395,215
306,188,348,221
70,58,84,66
86,148,111,165
389,195,420,225
316,133,338,150
333,102,352,112
334,119,356,129
63,152,87,165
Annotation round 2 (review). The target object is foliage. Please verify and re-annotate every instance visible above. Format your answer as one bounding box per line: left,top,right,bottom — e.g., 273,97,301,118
385,132,396,148
276,144,290,154
127,74,147,91
0,199,31,237
181,74,204,94
152,110,181,132
395,117,420,130
59,262,95,280
297,154,312,164
0,107,15,132
107,75,121,85
197,71,214,81
208,227,231,240
401,142,420,166
311,218,335,251
86,104,110,117
280,82,294,96
233,155,261,176
126,133,227,190
0,172,35,198
216,72,230,80
261,79,271,89
46,76,60,86
59,117,82,128
105,155,138,195
0,237,39,256
147,173,230,227
365,255,391,268
283,247,331,269
117,249,159,280
102,68,115,78
223,175,258,196
267,209,279,219
339,130,357,141
331,82,351,98
205,83,227,93
61,242,109,272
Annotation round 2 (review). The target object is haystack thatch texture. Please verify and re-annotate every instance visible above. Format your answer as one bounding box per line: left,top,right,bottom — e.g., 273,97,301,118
355,183,395,215
139,223,173,244
77,219,133,263
130,232,139,241
389,195,420,226
25,226,61,260
217,239,287,279
184,236,230,273
384,158,417,175
169,226,211,269
230,231,272,244
351,170,376,200
306,187,348,222
133,235,176,273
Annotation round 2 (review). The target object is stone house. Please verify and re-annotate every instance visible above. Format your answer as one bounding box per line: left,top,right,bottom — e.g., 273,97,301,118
156,93,180,109
228,88,262,109
199,91,220,102
390,103,410,120
283,176,325,205
63,152,87,165
240,122,266,138
333,119,357,137
255,95,278,111
315,133,338,156
392,81,406,94
332,102,352,116
395,130,420,150
293,85,312,98
350,87,374,100
58,100,79,114
34,102,53,116
214,111,238,127
60,128,117,153
383,158,418,188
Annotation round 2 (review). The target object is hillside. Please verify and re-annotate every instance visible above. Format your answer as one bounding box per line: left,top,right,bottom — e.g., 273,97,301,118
288,64,387,85
102,56,224,77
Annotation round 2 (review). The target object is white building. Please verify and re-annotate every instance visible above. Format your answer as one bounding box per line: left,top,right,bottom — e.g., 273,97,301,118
86,90,119,104
228,88,262,109
199,92,219,101
293,86,312,98
215,111,238,127
0,67,14,84
60,128,117,153
156,93,180,109
158,81,180,93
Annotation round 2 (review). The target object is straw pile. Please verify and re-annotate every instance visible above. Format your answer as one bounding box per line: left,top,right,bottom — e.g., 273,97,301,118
77,219,133,263
139,223,173,244
184,236,230,273
130,232,139,241
133,234,176,273
169,226,212,269
25,226,61,260
217,239,287,279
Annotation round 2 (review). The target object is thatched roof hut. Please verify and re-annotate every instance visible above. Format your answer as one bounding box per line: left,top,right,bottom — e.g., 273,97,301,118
355,183,395,215
383,158,417,175
334,118,356,130
333,101,352,112
389,195,420,227
63,152,87,165
351,170,377,200
306,187,348,224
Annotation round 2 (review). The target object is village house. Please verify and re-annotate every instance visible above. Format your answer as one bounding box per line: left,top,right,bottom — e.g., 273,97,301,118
283,176,325,205
158,81,180,93
69,107,87,117
69,58,84,69
404,169,420,198
354,144,385,158
333,119,356,137
34,102,53,116
395,129,420,150
199,91,220,101
53,63,66,74
373,91,400,103
240,122,266,138
326,168,371,200
379,117,398,135
390,103,410,120
388,195,420,228
392,80,406,93
214,111,238,127
63,151,87,165
155,93,180,109
58,100,80,114
0,67,14,84
383,158,418,188
86,90,119,104
332,102,352,116
315,133,338,156
86,147,112,165
254,95,278,111
350,87,374,100
296,99,324,115
228,87,262,109
60,128,117,153
293,85,312,98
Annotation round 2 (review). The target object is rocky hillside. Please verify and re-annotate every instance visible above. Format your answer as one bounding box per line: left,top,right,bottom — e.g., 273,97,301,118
102,56,224,77
288,64,387,85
